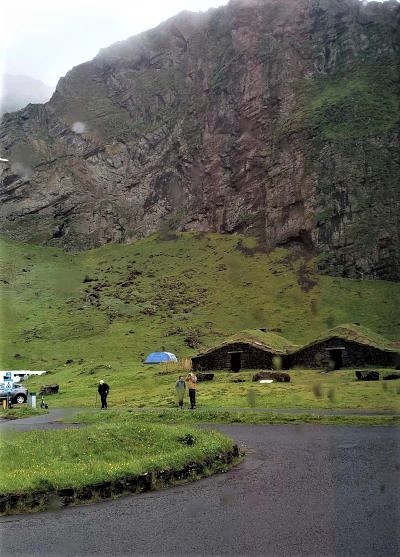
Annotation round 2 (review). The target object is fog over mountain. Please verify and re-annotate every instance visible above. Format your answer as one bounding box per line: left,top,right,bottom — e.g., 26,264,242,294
0,0,399,281
2,1,228,86
0,74,54,115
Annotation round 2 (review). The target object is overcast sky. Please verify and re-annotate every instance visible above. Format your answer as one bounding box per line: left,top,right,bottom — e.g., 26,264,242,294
1,0,228,87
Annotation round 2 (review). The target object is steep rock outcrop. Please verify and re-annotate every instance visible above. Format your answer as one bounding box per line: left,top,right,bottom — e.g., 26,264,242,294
0,0,399,279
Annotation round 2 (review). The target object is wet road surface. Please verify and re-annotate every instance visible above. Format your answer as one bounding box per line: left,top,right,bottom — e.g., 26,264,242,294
0,409,82,431
1,424,399,556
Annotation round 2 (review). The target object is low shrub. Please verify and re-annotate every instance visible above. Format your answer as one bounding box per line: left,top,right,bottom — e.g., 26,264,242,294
178,433,196,446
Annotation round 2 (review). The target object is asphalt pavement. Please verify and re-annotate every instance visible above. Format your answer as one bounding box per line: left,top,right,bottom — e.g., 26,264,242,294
1,423,399,557
0,409,82,431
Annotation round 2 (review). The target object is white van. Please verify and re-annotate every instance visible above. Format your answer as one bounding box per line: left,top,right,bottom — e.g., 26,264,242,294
1,370,48,383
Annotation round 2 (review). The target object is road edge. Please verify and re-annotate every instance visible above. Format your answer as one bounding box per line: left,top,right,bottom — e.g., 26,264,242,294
0,445,241,515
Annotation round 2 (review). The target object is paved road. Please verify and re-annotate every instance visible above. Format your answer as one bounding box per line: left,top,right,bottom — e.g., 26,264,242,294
0,409,82,431
1,424,399,557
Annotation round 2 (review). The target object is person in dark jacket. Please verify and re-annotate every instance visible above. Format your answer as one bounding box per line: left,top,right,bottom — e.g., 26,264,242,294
98,380,109,409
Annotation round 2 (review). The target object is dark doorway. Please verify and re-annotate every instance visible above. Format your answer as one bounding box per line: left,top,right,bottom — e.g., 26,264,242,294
230,352,242,372
328,349,344,370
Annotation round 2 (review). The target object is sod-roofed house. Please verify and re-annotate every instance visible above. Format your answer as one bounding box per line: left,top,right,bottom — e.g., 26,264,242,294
288,324,399,370
192,329,298,372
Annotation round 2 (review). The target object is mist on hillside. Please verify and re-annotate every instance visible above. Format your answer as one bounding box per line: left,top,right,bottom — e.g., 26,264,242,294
0,74,54,115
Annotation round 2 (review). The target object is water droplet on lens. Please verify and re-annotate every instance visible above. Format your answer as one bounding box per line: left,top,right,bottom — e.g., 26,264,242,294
72,121,86,134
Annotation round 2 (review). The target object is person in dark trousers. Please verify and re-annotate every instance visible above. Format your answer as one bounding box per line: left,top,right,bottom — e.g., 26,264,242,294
186,372,197,409
175,375,186,408
98,380,109,409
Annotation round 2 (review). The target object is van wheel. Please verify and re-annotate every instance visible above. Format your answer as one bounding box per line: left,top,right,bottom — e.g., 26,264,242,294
14,394,27,404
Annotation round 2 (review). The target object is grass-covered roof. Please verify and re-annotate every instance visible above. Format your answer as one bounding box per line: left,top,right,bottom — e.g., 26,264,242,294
194,329,299,357
297,323,398,353
193,324,399,360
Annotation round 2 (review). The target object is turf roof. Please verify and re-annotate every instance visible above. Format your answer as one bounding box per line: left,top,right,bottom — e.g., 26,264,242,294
194,329,299,357
193,324,399,359
297,323,398,353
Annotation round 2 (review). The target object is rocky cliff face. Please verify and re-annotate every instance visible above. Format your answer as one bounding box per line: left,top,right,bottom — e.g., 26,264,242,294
0,0,399,280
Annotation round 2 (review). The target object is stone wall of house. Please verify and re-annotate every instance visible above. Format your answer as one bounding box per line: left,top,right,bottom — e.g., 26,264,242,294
192,343,279,371
288,337,396,369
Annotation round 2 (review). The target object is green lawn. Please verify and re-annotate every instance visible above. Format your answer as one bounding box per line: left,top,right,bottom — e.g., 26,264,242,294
22,365,400,413
0,418,234,494
0,406,48,420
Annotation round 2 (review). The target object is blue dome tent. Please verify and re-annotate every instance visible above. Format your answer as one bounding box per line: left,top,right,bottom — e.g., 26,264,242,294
144,351,178,364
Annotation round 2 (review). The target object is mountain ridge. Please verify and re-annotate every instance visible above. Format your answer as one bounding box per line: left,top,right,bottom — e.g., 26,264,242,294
0,0,399,280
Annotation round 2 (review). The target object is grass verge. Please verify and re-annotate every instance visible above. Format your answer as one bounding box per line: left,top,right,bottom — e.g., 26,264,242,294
0,416,239,514
69,408,400,427
0,406,49,420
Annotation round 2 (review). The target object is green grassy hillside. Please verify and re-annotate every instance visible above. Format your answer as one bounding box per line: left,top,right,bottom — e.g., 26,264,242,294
1,231,399,374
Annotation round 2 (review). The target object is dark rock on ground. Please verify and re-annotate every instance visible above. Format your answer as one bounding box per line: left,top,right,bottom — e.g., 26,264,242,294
383,373,400,381
196,372,214,381
40,384,59,395
253,371,291,382
355,370,380,381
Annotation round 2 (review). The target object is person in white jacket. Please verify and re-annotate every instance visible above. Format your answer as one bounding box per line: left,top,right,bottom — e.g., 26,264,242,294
175,376,186,408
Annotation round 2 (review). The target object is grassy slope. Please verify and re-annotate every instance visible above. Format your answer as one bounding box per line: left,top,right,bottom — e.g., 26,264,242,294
310,64,398,141
0,232,399,409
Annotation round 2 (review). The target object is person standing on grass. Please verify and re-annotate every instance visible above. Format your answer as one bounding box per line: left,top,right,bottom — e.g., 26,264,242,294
175,375,186,409
98,380,110,409
186,372,197,409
